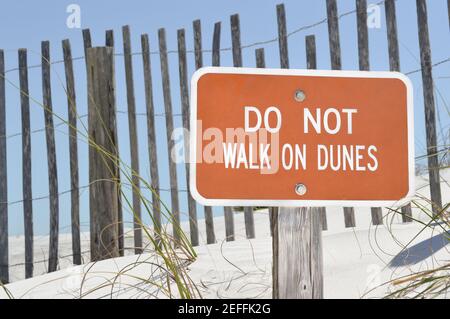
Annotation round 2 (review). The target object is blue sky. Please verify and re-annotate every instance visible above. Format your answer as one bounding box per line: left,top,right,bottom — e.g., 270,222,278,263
1,0,449,235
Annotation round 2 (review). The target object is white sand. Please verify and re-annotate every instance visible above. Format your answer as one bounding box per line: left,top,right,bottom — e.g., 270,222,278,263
1,169,449,299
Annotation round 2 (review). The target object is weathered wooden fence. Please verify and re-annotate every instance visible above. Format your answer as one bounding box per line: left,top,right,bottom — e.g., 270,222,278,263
0,0,445,285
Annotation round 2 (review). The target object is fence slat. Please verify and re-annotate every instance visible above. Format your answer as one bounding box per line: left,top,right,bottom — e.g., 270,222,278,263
87,47,120,261
255,47,276,237
231,13,255,239
42,41,60,273
272,4,289,240
231,14,243,68
212,21,234,242
305,35,328,231
385,0,413,223
255,48,265,68
326,0,355,228
122,25,143,253
105,29,114,47
416,0,442,216
62,39,81,265
141,34,162,239
356,0,369,72
105,30,125,254
277,4,289,69
356,0,383,226
178,28,199,246
212,22,221,67
82,29,92,58
385,0,401,72
0,49,8,283
193,20,203,70
193,20,215,245
158,28,181,242
18,49,33,278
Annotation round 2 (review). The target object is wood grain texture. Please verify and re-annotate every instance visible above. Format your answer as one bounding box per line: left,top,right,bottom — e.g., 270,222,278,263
306,35,328,231
82,29,92,59
104,30,125,254
194,20,215,245
212,22,221,67
42,41,60,273
356,0,383,226
62,39,83,266
122,25,143,253
274,207,323,299
18,49,33,278
141,34,162,238
178,28,199,246
212,20,233,242
327,0,355,227
230,14,243,67
385,0,412,222
416,0,442,215
193,20,203,70
0,49,8,283
356,0,369,71
277,4,289,69
326,0,341,70
385,0,401,72
87,47,120,261
158,28,181,242
208,22,224,243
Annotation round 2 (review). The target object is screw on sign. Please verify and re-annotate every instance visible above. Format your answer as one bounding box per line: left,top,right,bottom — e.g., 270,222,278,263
190,67,414,207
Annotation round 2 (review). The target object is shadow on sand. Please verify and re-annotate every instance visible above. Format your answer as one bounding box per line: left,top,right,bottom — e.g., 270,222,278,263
389,232,450,267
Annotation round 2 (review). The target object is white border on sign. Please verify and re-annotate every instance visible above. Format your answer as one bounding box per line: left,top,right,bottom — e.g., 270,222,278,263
189,67,415,208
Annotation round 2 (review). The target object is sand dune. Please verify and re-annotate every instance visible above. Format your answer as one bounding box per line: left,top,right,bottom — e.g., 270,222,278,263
1,169,449,299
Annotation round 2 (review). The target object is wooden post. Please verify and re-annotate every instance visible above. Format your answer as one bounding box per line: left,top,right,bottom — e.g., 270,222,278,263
231,13,255,239
62,39,82,265
272,17,324,298
194,20,215,245
158,28,181,242
305,35,328,231
385,0,412,223
416,0,442,216
0,49,8,283
18,49,33,278
326,0,356,228
356,0,383,226
141,34,162,239
212,21,234,242
273,207,323,299
87,47,120,261
41,41,60,273
105,29,125,254
122,25,143,253
178,28,199,246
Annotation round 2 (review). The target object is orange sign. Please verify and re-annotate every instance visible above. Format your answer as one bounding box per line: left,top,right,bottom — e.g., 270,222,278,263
190,67,414,207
